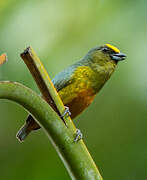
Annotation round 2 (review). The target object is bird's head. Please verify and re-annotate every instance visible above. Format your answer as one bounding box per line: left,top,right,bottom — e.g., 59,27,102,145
87,44,126,66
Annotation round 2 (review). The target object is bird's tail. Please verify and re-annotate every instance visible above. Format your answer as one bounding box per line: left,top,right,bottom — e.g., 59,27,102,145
16,123,31,142
16,115,40,142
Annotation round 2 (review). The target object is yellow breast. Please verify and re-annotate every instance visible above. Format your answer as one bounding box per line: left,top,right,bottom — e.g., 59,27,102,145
58,66,96,119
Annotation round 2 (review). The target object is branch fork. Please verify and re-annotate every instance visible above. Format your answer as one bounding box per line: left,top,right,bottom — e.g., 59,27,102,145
0,47,103,180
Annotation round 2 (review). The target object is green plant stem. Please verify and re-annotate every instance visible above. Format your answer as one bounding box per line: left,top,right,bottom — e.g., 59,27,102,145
20,46,103,179
20,47,72,126
0,81,103,180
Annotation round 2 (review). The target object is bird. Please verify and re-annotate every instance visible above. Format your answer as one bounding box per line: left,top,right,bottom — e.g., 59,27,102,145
17,43,126,141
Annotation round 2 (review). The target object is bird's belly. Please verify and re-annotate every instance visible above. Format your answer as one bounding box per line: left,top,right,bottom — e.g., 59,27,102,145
62,89,95,119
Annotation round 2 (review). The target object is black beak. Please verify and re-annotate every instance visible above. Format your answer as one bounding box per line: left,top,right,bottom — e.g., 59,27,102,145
110,52,126,61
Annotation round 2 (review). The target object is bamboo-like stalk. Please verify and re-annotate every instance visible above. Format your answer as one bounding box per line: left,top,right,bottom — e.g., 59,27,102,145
20,47,73,127
0,47,103,179
0,81,102,180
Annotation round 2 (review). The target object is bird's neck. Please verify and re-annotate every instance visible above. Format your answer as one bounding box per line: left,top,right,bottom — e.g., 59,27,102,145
92,61,116,75
81,57,117,75
80,58,117,93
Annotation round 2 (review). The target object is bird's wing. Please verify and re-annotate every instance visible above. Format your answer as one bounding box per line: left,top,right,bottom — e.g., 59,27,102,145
52,65,76,92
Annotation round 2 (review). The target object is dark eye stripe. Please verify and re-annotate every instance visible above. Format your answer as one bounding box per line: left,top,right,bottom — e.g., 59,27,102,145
102,47,109,52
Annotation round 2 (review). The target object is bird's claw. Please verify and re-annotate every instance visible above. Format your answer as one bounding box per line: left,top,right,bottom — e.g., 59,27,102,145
74,129,83,142
61,106,71,118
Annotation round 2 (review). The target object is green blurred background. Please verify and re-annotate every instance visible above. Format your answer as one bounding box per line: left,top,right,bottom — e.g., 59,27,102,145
0,0,147,179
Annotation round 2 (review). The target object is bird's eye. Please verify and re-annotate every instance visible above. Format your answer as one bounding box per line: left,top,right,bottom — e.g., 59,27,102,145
102,47,109,52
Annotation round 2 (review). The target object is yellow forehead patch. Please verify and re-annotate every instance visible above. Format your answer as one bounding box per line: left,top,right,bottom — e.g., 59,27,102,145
105,44,120,53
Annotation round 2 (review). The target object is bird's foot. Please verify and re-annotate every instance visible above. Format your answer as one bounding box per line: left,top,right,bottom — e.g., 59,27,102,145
61,106,71,118
74,129,83,142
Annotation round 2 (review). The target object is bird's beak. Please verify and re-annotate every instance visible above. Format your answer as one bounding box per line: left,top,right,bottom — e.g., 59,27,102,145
110,52,126,61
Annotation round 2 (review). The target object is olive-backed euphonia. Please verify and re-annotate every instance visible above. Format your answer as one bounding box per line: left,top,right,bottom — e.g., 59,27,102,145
17,44,126,141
